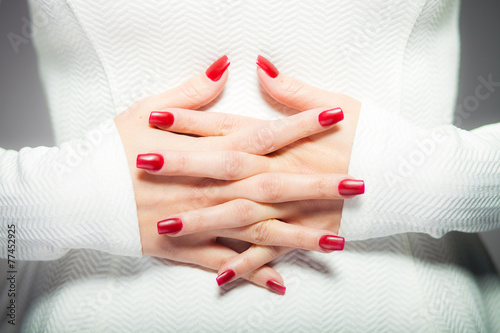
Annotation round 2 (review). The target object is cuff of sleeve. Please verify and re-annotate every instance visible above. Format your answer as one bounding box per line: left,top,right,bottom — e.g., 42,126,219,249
1,119,142,260
79,120,142,257
52,119,142,257
338,103,417,240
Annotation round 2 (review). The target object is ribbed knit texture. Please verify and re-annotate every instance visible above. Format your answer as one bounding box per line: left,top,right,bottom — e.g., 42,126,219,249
0,0,498,331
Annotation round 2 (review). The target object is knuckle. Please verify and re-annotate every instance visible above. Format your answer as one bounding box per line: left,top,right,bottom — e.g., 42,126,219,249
279,78,306,103
175,112,196,132
187,210,207,230
239,252,262,281
251,220,274,244
178,81,205,107
233,199,255,224
258,174,282,201
214,115,237,136
269,115,292,133
316,176,335,198
253,127,275,154
293,229,308,249
297,117,317,137
244,268,259,282
215,255,232,270
222,151,244,180
171,153,187,173
241,254,256,272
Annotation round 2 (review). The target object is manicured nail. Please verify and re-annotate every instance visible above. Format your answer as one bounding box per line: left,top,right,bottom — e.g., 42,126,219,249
149,112,174,128
318,108,344,127
206,55,230,82
256,55,279,78
319,235,345,251
338,179,365,196
216,269,235,286
266,280,286,295
157,218,183,235
136,154,164,171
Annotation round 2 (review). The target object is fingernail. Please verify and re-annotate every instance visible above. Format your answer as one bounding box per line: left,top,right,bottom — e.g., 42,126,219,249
338,179,365,196
206,55,230,82
157,218,183,235
319,235,345,251
266,280,286,295
216,269,235,286
256,55,279,78
149,112,174,128
318,108,344,127
136,154,164,171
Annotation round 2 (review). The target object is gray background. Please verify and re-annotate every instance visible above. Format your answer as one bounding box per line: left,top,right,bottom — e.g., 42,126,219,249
0,0,499,271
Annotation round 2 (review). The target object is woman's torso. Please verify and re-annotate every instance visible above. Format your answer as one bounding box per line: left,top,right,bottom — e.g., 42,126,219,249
18,0,499,331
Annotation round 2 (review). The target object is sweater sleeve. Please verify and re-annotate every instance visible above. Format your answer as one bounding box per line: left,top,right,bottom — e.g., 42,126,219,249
0,119,142,260
339,103,500,240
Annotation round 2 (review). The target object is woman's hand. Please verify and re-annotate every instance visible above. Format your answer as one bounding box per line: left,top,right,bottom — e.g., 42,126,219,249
115,56,357,294
152,56,362,286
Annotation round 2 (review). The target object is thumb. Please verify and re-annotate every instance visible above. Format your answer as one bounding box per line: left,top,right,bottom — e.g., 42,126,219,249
256,55,355,112
145,55,230,111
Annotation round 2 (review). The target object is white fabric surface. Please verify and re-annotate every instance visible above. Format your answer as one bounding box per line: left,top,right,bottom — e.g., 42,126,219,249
0,121,141,259
340,103,500,240
0,0,498,331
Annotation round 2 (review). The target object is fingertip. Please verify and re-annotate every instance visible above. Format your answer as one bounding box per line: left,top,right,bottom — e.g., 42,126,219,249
318,108,344,127
338,179,365,196
256,56,283,103
206,55,230,82
149,111,174,129
258,266,286,295
200,57,230,107
157,218,183,235
256,55,280,79
137,153,164,171
216,269,236,286
318,235,345,252
266,279,286,295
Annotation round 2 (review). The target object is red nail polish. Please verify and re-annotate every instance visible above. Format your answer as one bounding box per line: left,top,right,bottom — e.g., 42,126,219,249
136,154,164,171
318,108,344,127
256,55,279,78
216,269,235,286
319,235,345,251
149,112,174,128
157,218,183,235
266,280,286,295
206,55,230,82
338,179,365,196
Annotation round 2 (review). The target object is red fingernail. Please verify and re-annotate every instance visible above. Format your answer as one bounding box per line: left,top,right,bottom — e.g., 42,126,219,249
136,154,164,171
256,55,279,78
318,108,344,127
157,218,183,235
206,55,230,82
266,280,286,295
149,112,174,128
338,179,365,196
319,235,345,251
216,269,235,286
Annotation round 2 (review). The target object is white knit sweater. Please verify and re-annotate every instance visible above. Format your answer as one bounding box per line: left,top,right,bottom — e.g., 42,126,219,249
0,0,499,331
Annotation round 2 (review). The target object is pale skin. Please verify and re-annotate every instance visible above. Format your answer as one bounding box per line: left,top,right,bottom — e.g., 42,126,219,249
115,58,361,294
